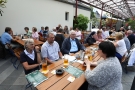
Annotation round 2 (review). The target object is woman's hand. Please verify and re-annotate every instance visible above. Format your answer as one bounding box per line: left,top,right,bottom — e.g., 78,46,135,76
35,46,40,52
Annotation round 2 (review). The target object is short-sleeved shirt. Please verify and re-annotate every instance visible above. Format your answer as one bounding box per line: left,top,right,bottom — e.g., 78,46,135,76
41,41,60,61
1,32,12,44
116,39,127,56
20,50,39,75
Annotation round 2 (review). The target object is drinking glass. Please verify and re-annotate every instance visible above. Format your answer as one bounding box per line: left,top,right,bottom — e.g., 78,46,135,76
76,54,80,60
88,54,93,61
63,54,69,67
42,60,48,73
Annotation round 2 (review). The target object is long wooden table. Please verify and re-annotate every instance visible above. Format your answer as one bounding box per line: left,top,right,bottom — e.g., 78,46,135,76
36,48,103,90
15,39,44,46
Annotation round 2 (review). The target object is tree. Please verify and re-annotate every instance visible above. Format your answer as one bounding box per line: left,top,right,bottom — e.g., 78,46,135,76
0,0,7,16
125,17,135,30
73,14,89,31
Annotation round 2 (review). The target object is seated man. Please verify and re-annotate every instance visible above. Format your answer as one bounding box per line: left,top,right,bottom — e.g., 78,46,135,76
20,39,41,75
41,32,63,64
61,30,85,54
127,30,135,46
39,26,45,36
0,27,18,49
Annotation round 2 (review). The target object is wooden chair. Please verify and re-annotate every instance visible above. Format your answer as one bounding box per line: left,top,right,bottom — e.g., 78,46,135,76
39,36,46,42
79,39,84,44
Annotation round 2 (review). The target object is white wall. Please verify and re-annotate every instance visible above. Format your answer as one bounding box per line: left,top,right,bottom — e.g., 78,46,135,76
0,0,74,35
73,7,91,31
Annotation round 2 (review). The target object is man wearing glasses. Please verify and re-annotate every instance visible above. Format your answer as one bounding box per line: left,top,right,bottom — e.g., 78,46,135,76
61,30,85,55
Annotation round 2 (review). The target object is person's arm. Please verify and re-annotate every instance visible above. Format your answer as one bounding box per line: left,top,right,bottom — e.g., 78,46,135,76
58,51,63,59
35,46,42,64
61,39,70,54
22,62,39,70
44,57,53,64
113,40,119,47
77,39,85,51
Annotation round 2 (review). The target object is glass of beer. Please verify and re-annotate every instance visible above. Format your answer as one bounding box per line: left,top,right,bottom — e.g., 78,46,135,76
88,54,93,61
63,54,69,67
42,60,48,73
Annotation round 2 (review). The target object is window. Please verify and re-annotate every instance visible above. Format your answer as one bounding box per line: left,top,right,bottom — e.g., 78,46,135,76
65,12,69,21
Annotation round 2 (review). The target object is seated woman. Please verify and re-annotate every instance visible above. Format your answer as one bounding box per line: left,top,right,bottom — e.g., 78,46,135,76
85,31,97,45
55,29,65,49
113,32,127,61
20,39,42,75
24,27,32,37
84,41,122,90
32,27,39,40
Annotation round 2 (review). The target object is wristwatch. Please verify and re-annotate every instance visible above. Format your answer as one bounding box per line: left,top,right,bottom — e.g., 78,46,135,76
36,51,40,53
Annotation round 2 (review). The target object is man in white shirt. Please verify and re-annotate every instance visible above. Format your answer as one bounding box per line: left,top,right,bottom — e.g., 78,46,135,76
102,27,109,39
41,32,62,64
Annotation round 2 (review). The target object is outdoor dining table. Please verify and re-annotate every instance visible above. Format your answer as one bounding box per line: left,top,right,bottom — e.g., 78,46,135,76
35,45,103,90
15,39,44,46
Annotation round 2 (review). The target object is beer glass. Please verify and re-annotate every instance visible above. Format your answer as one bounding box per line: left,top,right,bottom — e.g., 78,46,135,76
42,60,48,73
88,54,93,61
63,54,69,66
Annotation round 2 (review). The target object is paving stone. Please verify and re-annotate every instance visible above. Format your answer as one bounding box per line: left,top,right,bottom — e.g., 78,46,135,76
0,85,11,90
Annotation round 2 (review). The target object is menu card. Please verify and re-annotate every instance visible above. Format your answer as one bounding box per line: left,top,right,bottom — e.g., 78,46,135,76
64,65,83,78
25,70,48,87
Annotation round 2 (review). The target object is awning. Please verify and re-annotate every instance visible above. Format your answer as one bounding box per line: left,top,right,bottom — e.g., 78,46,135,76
78,0,135,19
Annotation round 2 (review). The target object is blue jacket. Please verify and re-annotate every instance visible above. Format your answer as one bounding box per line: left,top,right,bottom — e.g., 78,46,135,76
61,37,85,54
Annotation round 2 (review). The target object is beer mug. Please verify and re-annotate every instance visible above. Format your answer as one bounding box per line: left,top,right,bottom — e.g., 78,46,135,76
42,60,48,73
63,54,69,66
88,54,93,61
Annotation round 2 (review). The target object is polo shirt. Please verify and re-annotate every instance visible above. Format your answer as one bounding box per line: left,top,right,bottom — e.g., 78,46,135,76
1,32,12,44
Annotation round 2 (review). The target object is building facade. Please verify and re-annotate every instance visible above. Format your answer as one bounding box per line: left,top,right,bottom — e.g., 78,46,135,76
0,0,91,35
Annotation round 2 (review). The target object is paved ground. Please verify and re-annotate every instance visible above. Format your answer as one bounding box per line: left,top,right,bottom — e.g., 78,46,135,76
0,56,134,90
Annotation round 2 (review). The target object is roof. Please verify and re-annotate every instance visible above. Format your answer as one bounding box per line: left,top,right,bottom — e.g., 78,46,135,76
78,0,135,19
55,0,91,11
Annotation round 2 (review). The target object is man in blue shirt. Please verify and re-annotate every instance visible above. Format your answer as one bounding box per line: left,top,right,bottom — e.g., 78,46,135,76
0,27,18,49
61,30,85,54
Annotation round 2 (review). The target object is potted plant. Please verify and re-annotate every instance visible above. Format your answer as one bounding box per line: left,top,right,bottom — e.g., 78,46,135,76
73,14,90,31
